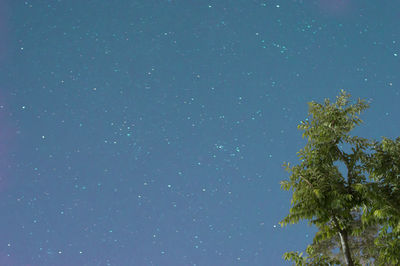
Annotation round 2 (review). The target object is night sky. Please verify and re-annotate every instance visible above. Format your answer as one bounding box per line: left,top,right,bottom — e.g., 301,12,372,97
0,1,399,265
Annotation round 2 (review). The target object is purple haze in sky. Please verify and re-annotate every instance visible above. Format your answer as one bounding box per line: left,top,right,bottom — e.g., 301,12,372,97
318,0,352,16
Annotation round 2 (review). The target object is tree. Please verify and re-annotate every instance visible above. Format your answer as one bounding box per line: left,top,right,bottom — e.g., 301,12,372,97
305,210,380,265
363,137,400,265
280,90,400,265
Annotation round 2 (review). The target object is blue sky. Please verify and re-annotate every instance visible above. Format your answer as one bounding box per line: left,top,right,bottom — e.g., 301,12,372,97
0,1,399,265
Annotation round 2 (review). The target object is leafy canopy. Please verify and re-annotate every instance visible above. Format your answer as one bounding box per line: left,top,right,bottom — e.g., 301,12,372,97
280,90,400,265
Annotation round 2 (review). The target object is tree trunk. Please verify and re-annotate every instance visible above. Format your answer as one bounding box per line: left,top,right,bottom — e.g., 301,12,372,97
339,229,354,266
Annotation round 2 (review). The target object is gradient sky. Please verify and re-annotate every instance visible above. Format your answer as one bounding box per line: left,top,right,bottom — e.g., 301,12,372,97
0,0,399,265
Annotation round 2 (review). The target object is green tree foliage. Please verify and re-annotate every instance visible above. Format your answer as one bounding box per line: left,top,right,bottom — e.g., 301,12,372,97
280,90,400,265
306,210,380,265
364,137,400,264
